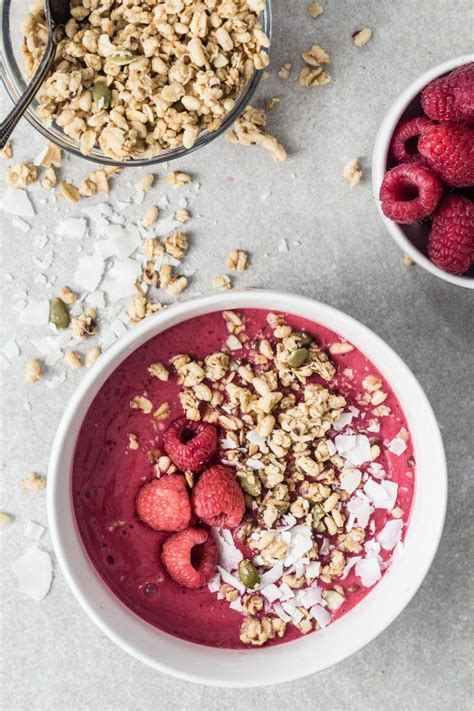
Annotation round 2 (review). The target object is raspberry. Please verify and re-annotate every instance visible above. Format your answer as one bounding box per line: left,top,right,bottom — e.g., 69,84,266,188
192,465,245,529
136,475,191,532
389,117,432,163
421,62,474,124
418,123,474,188
161,527,217,588
163,417,217,472
379,163,442,223
428,194,474,275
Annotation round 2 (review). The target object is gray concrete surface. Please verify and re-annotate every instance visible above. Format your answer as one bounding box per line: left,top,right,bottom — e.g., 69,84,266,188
1,1,473,709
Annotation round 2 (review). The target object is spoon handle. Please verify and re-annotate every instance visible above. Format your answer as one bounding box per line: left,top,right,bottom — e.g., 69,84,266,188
0,35,58,150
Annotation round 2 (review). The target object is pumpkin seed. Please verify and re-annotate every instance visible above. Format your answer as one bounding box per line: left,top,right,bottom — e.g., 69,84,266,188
49,298,70,330
293,330,313,347
110,52,136,66
92,81,111,109
316,521,326,533
287,347,309,368
238,559,260,589
238,474,261,497
311,503,325,528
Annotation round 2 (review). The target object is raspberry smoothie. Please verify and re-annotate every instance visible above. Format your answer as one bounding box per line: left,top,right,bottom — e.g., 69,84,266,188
73,309,415,648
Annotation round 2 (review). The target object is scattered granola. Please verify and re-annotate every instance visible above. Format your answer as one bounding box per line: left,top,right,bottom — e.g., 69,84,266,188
142,205,159,228
23,358,42,382
264,97,280,111
130,395,153,414
0,142,13,160
134,174,154,192
20,472,46,491
165,172,192,187
6,162,37,188
403,253,414,267
308,2,324,18
353,28,373,48
59,180,80,203
278,62,292,80
226,105,287,162
64,351,82,369
128,433,140,450
175,208,190,223
343,158,363,188
85,346,101,369
300,44,331,87
0,512,13,526
71,308,98,340
41,144,62,167
58,286,78,305
226,249,248,272
41,167,57,189
213,274,232,290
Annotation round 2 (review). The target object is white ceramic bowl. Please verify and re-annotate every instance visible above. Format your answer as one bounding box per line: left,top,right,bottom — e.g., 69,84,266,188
372,54,474,289
48,291,447,687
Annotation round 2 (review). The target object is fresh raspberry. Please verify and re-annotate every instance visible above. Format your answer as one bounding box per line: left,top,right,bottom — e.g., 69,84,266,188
428,195,474,275
161,527,217,588
389,117,432,163
192,465,245,529
418,123,474,188
136,475,191,532
379,163,442,223
163,417,217,472
421,62,474,124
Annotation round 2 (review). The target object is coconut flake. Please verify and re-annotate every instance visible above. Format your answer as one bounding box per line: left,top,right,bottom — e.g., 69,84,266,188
12,217,31,233
340,555,361,580
258,562,284,588
2,338,21,359
355,557,381,587
295,586,322,608
364,479,398,510
85,291,106,309
96,223,141,260
309,604,331,628
207,572,221,593
245,458,264,470
368,462,386,479
332,412,353,431
335,434,371,466
277,514,297,531
261,584,282,603
246,429,267,448
12,547,53,601
46,373,66,389
57,218,87,239
340,468,362,494
73,255,105,292
0,187,35,217
304,561,321,579
347,492,373,528
19,301,50,326
377,519,403,550
211,528,242,572
24,521,45,540
226,335,242,351
273,602,292,623
388,437,407,456
229,598,243,612
100,324,117,350
278,583,295,600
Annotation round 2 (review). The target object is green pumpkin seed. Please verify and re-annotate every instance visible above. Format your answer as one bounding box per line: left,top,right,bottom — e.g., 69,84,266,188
92,81,111,109
311,503,325,528
293,330,313,347
238,559,260,589
49,298,70,330
316,521,326,533
238,474,261,498
110,52,136,66
287,347,310,368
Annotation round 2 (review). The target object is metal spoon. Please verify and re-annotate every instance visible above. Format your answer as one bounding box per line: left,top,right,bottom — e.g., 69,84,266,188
0,0,70,149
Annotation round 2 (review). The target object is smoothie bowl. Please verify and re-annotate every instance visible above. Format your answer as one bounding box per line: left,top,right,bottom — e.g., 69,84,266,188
48,291,446,686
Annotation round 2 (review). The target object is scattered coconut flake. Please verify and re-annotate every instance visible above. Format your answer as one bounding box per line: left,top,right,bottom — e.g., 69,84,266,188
295,586,322,608
246,458,264,470
278,582,295,600
367,421,380,433
73,255,105,292
12,217,31,233
46,373,66,389
33,146,48,166
284,528,313,567
368,462,385,479
57,218,87,239
33,249,54,271
19,301,50,326
226,335,242,351
154,253,181,268
391,540,404,563
95,223,141,260
85,291,106,309
221,437,238,450
102,258,141,301
278,238,289,252
207,572,221,593
364,479,398,510
100,324,118,350
304,561,321,579
347,493,373,528
377,519,403,550
229,598,243,612
211,528,243,572
335,434,371,465
340,555,361,580
273,602,292,623
134,190,146,205
332,412,353,431
2,338,20,359
24,521,45,540
246,429,267,448
259,562,284,588
217,565,245,594
261,584,282,603
12,547,53,601
277,514,297,531
310,604,331,628
340,467,362,494
324,590,345,611
388,437,407,456
0,187,35,217
355,557,381,587
147,214,179,237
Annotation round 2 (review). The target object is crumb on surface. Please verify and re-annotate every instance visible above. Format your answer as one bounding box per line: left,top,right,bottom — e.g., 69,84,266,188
308,2,324,17
353,27,373,47
23,359,42,382
64,351,82,369
142,205,159,228
403,253,414,267
85,347,101,369
0,142,13,160
227,250,248,272
343,158,363,188
0,512,13,526
165,171,192,186
213,274,232,291
278,62,292,80
58,180,80,203
134,174,154,192
20,472,46,492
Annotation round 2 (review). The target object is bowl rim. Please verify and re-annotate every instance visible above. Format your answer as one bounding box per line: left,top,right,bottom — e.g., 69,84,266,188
47,290,447,687
0,0,271,167
371,53,474,290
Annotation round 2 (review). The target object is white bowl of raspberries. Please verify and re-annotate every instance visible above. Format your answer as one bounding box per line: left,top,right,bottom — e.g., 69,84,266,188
372,55,474,288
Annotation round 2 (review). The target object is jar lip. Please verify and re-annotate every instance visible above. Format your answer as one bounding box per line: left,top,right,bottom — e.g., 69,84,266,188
0,0,273,166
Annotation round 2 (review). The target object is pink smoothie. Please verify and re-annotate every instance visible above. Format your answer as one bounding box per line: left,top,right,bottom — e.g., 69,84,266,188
72,309,415,648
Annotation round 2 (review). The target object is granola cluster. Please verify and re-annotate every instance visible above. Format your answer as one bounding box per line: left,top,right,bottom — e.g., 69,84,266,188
22,0,269,159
